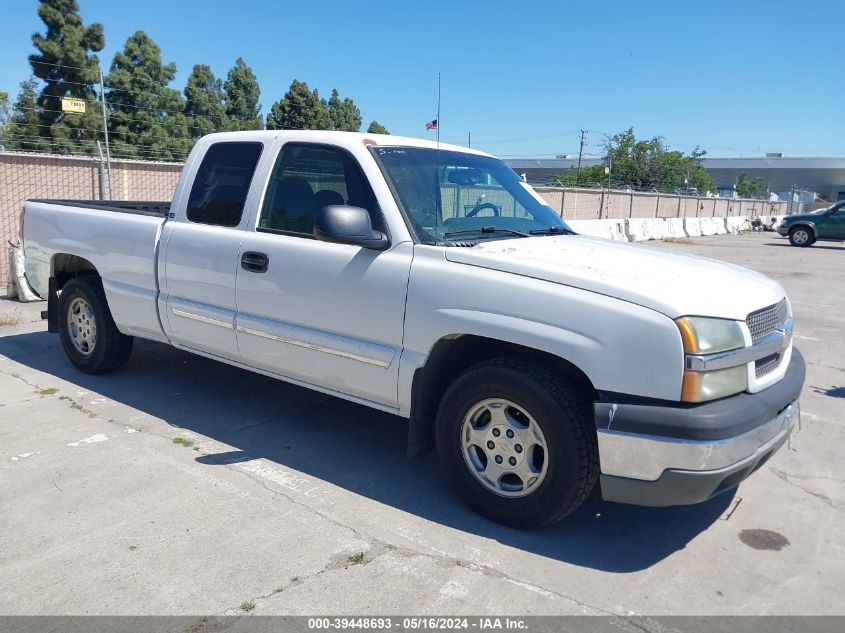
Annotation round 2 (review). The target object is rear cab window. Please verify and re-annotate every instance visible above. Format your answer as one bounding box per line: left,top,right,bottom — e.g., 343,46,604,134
186,142,263,227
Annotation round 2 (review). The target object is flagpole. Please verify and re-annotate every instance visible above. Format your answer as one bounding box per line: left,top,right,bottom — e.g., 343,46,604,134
434,73,441,241
436,73,440,147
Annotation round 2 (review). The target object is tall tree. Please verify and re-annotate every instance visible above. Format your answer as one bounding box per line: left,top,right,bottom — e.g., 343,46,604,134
266,80,331,130
735,172,765,198
327,89,361,132
0,92,10,128
0,91,10,148
184,64,227,139
29,0,105,154
2,78,49,152
602,128,715,193
223,58,262,130
105,31,190,161
552,164,607,188
366,120,389,135
553,128,715,192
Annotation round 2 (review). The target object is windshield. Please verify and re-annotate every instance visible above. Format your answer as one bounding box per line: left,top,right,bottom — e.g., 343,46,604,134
372,146,571,243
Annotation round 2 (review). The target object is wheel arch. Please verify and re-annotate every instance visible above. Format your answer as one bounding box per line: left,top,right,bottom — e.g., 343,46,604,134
46,253,100,333
51,253,100,289
407,334,596,456
788,222,817,238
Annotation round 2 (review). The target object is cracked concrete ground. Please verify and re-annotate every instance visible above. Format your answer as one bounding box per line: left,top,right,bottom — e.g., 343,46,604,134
0,232,843,615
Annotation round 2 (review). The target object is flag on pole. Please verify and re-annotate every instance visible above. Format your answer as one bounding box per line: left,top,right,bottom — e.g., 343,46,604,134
425,119,438,130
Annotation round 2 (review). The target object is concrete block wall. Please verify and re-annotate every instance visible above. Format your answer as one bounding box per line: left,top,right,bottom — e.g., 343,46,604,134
530,185,789,245
534,186,787,222
567,216,784,243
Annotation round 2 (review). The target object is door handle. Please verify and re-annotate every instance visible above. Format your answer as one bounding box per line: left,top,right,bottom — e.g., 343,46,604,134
241,251,269,273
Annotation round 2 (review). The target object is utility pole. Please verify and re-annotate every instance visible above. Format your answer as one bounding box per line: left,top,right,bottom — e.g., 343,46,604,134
98,67,111,198
576,129,586,181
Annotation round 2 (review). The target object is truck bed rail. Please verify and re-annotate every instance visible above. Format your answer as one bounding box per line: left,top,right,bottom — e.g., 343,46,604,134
26,199,170,217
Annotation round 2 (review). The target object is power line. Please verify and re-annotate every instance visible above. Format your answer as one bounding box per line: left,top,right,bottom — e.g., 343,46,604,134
29,59,99,73
31,60,258,119
16,97,255,122
1,146,190,163
467,129,583,146
38,76,255,116
0,145,186,165
1,133,192,159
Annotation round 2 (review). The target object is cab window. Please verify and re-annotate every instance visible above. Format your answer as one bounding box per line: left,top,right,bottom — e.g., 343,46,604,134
258,144,384,235
186,142,263,227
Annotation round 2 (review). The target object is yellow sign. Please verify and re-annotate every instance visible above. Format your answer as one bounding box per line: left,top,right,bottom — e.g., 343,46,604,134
61,97,86,114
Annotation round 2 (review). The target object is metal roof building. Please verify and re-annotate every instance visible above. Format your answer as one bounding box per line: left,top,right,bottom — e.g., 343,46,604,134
506,156,845,201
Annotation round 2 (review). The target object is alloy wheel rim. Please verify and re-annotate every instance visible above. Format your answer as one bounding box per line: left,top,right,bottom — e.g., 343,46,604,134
67,297,97,356
794,230,808,244
460,398,550,498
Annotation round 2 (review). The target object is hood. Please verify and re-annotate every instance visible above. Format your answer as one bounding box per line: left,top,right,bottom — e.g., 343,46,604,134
444,236,785,320
785,213,825,222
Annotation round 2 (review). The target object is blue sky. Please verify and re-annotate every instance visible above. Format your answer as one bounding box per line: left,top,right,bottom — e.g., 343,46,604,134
1,0,842,158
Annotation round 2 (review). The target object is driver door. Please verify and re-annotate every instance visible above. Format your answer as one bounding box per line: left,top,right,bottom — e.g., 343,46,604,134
234,142,413,408
819,204,845,239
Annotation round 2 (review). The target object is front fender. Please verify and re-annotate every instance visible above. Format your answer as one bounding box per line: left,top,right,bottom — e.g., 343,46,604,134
788,221,817,237
397,250,685,416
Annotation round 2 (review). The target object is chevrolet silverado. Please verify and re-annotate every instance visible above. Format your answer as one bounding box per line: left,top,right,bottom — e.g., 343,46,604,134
21,131,804,527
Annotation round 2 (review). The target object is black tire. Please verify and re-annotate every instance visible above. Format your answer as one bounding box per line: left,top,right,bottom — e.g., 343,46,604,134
435,359,598,528
788,226,813,247
58,276,133,373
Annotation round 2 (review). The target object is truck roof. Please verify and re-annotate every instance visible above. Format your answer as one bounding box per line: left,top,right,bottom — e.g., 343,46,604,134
198,129,494,158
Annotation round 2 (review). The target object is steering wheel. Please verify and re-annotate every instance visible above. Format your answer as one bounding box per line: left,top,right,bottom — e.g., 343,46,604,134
466,203,500,218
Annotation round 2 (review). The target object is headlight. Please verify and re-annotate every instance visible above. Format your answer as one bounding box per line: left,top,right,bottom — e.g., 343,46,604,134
676,316,747,402
676,316,745,354
681,365,747,402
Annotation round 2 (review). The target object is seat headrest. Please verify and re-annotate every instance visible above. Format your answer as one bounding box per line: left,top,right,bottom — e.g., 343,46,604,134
314,189,345,210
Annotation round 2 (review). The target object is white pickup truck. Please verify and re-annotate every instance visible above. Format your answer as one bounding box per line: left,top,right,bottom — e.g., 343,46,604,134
21,131,804,527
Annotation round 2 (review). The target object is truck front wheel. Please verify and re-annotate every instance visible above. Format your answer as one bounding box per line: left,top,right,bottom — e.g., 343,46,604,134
788,226,813,247
435,359,599,528
58,276,133,374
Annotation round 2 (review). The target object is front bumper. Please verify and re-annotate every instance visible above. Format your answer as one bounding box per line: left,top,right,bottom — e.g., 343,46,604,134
777,226,789,236
595,349,805,507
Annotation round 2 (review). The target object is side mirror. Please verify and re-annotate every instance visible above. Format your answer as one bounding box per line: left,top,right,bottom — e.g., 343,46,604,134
313,205,389,250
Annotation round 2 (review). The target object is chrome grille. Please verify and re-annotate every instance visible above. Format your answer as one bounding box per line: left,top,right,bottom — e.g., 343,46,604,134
746,299,788,343
755,353,781,378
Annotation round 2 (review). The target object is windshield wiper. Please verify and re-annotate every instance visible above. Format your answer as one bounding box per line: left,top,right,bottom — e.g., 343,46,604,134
529,226,576,235
443,226,531,239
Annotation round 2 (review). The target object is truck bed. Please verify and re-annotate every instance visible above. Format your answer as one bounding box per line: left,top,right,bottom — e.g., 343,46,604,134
22,198,169,343
27,199,171,217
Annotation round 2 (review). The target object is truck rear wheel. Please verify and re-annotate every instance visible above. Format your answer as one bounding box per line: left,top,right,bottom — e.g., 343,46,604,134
435,359,599,528
58,276,133,374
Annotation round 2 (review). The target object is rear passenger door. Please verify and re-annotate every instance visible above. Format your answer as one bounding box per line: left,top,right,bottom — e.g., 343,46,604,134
160,141,265,360
235,142,413,408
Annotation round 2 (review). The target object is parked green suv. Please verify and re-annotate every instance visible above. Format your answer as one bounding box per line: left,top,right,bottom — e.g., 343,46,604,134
778,201,845,246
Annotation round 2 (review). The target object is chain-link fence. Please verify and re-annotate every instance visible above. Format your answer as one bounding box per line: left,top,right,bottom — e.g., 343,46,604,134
1,151,791,285
533,186,787,221
1,151,181,281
